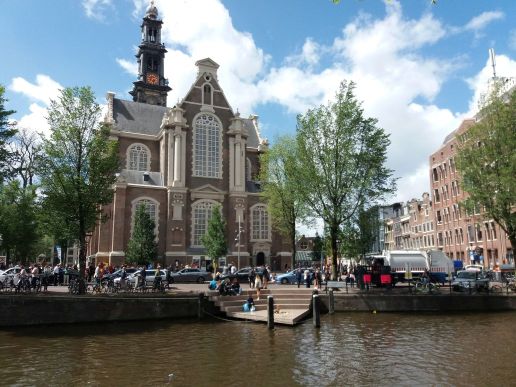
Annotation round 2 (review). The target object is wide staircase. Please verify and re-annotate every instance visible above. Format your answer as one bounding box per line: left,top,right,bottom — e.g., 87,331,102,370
205,288,315,325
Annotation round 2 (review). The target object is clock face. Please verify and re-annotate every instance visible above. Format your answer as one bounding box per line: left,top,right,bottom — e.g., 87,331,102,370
146,73,159,85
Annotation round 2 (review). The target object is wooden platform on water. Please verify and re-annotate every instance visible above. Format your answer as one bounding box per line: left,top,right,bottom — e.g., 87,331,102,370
206,288,314,326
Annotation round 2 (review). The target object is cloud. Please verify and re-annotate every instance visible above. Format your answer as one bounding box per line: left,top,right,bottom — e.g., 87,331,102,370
10,75,62,105
82,0,114,21
465,54,516,115
116,58,138,76
463,11,504,32
9,75,63,137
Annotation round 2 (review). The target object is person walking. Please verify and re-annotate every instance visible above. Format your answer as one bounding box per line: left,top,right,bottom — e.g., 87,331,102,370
304,269,310,288
262,266,269,289
53,264,60,286
254,271,263,300
249,267,256,289
296,267,302,288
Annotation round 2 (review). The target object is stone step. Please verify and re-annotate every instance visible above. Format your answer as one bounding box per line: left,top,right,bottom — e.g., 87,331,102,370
224,303,310,313
218,298,310,307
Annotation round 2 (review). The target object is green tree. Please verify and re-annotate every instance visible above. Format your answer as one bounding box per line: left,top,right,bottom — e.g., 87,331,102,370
259,135,309,269
125,203,157,266
7,128,43,188
201,205,227,270
456,86,516,253
0,85,17,183
340,205,380,261
0,181,40,264
38,87,119,288
295,81,396,279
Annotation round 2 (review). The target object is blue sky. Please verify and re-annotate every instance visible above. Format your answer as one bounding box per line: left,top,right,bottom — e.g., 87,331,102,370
2,0,515,203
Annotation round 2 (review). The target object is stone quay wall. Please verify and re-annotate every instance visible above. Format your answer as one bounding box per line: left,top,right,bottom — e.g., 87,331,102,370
325,293,516,312
0,295,206,327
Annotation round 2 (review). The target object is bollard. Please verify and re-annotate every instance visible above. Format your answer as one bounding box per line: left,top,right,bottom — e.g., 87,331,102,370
267,296,274,329
198,292,204,319
329,289,335,315
313,294,320,328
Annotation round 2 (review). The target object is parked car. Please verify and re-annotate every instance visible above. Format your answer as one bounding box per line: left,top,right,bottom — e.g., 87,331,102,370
451,270,489,292
102,268,138,283
220,267,255,282
0,267,22,284
114,269,167,287
276,268,314,285
169,268,212,283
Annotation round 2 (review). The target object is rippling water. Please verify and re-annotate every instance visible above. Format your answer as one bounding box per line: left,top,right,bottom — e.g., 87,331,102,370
1,312,515,386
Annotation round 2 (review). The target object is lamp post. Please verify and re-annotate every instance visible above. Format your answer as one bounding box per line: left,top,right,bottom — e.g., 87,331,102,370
235,216,244,270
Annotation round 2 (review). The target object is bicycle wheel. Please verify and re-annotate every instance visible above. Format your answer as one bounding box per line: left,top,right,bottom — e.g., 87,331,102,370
490,284,502,293
429,283,441,294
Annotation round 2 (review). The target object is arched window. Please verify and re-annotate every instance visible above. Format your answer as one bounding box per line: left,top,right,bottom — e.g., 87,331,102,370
127,143,150,171
193,114,221,178
251,204,270,240
191,200,217,246
132,198,159,238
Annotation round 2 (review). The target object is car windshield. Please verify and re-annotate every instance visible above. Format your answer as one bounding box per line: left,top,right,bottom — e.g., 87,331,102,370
457,271,476,279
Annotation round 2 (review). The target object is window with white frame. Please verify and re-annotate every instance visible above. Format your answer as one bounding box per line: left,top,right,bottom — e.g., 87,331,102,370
191,200,217,246
132,198,158,237
251,204,270,240
193,114,221,178
128,143,150,171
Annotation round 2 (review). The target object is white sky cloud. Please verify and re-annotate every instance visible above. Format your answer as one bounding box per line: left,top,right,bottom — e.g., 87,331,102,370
82,0,114,21
9,75,63,137
116,58,138,76
464,11,504,32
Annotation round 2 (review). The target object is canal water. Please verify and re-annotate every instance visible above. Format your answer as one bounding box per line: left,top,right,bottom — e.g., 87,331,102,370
0,312,515,386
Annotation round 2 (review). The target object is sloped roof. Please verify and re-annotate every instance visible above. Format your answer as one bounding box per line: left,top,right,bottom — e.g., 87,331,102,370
113,98,167,135
120,170,163,186
243,118,260,148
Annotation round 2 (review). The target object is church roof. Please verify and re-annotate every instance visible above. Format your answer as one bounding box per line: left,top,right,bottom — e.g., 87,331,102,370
113,98,167,135
242,118,260,149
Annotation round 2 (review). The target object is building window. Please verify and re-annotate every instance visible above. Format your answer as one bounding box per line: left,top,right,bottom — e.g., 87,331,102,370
202,84,212,105
193,113,222,178
467,225,475,243
191,200,217,246
491,221,497,240
432,168,439,182
434,189,440,202
128,143,150,171
246,157,252,181
251,204,270,240
132,198,159,238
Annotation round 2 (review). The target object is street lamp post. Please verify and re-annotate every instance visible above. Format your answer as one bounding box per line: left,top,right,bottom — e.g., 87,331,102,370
235,216,244,270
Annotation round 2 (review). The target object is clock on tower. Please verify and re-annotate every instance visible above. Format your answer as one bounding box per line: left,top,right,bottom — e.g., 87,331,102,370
146,73,159,85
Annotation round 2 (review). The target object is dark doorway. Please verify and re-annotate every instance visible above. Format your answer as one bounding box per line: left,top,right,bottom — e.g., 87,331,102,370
256,252,265,266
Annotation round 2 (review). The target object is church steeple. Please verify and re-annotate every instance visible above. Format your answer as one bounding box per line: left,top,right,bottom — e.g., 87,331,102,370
129,1,171,106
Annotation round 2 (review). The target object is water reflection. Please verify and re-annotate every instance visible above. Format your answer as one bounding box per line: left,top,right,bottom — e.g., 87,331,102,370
0,313,515,386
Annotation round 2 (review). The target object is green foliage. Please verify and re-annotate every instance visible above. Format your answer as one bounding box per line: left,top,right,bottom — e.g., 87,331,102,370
259,135,309,268
456,86,516,251
38,86,119,278
125,204,157,265
0,181,41,263
295,81,395,278
202,205,227,264
340,205,380,260
0,85,17,183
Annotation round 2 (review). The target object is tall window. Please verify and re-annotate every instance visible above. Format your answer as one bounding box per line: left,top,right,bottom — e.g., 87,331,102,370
132,198,158,237
251,205,269,240
192,201,216,246
203,84,212,105
193,114,221,178
128,143,150,171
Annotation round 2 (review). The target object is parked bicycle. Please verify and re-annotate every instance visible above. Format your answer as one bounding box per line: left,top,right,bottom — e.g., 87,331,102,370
413,279,441,294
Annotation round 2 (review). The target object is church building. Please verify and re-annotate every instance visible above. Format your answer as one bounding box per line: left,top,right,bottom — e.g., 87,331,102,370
87,3,291,270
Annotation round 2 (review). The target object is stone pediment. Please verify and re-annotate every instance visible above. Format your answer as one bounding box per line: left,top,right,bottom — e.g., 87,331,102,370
190,184,226,201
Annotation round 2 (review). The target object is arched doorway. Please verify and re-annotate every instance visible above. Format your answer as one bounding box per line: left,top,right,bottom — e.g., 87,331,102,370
256,252,265,266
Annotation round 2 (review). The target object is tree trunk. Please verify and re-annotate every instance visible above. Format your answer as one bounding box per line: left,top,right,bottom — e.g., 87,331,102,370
291,231,296,271
331,227,338,280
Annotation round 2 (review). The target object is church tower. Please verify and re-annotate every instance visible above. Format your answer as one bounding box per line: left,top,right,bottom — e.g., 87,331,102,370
129,1,171,106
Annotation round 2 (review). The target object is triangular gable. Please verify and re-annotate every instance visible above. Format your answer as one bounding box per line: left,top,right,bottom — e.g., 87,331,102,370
190,184,226,201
